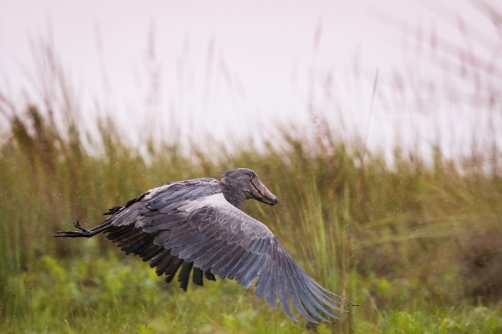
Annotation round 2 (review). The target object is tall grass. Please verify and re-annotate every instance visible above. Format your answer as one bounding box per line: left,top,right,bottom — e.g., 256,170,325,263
1,97,501,332
1,2,502,331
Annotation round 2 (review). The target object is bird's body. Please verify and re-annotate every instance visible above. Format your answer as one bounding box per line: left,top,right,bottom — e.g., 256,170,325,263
55,168,351,322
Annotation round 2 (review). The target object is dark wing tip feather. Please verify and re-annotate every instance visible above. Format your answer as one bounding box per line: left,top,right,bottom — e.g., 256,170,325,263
164,257,184,284
204,270,216,281
178,262,194,291
192,267,204,286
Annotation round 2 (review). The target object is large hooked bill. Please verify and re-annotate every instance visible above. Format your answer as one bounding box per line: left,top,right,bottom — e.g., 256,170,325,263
250,177,279,206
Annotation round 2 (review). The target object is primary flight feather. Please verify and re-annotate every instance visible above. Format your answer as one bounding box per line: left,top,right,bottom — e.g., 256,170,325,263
54,168,352,322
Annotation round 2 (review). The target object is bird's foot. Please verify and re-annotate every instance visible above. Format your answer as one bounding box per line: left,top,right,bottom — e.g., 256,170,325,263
73,220,90,232
53,221,93,238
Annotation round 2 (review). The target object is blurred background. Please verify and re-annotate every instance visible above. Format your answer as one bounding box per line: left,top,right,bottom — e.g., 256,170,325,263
1,0,501,333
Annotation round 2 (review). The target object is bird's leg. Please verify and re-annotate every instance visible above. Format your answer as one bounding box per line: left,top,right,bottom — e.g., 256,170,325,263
53,220,112,238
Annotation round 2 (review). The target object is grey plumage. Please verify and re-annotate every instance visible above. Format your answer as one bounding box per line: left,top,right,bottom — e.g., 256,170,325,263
54,168,352,323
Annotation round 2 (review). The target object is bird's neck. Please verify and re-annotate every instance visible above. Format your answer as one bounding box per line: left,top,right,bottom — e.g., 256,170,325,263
220,181,246,208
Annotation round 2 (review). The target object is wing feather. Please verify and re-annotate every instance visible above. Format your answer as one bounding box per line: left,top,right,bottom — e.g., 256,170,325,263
277,277,296,320
150,248,171,268
254,257,272,300
183,238,222,263
140,244,164,261
168,231,202,251
226,250,254,280
192,267,204,286
194,241,232,270
234,253,265,288
280,253,327,323
209,243,241,277
283,256,338,320
165,257,183,283
284,275,317,323
215,246,247,278
155,252,176,276
105,225,130,240
122,233,157,255
178,262,193,291
265,261,277,309
204,270,216,281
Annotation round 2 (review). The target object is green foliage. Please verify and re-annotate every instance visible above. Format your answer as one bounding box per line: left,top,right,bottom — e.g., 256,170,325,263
1,253,500,333
377,307,502,334
0,104,501,333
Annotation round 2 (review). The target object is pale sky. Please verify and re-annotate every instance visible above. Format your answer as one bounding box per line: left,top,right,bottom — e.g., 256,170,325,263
0,0,500,159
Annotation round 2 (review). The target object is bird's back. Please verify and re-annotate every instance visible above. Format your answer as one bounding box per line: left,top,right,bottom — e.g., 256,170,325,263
109,177,222,227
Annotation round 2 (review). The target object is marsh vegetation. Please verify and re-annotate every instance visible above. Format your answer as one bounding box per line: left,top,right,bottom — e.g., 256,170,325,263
1,3,502,332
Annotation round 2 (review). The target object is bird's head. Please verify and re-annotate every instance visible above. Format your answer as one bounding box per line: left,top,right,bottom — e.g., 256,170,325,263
221,168,278,206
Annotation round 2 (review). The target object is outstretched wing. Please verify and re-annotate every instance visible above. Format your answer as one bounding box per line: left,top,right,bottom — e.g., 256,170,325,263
174,195,346,322
107,186,347,322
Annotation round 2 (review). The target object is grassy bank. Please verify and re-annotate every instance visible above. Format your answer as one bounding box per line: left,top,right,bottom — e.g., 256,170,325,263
0,101,501,333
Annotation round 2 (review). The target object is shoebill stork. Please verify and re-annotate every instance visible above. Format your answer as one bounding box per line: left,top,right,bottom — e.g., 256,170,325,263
54,168,353,322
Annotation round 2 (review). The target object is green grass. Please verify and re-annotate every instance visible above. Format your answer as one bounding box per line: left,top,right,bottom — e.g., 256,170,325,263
0,105,501,333
1,253,501,333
